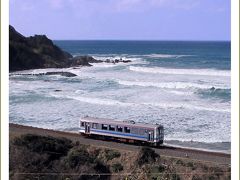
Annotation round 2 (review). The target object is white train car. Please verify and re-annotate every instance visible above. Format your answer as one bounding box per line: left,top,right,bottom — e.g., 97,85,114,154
79,117,164,146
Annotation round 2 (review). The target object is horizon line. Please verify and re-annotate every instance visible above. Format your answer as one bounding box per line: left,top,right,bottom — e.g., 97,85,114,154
52,39,231,42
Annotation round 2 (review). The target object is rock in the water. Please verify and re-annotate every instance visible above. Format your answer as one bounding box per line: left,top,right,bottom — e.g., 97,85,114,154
98,58,132,64
10,71,77,77
45,72,77,77
69,56,103,67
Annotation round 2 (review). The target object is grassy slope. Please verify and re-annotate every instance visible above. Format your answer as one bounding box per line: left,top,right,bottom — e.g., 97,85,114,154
9,133,231,180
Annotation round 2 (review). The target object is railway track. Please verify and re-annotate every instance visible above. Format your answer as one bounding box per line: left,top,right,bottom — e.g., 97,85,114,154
9,123,231,166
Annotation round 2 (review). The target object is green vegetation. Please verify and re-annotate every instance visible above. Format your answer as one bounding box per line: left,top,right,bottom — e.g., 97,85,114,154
13,134,72,159
104,149,121,161
10,134,111,180
137,147,159,166
111,163,123,172
176,159,185,166
64,147,95,168
9,134,231,180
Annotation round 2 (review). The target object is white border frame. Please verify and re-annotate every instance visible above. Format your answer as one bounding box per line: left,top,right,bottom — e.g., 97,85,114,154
1,0,239,179
1,0,9,179
231,0,239,179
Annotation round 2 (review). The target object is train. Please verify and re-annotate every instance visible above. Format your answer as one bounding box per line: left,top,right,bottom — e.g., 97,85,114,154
79,116,164,146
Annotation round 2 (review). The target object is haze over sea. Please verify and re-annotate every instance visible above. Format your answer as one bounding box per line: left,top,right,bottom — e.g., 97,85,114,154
9,40,231,153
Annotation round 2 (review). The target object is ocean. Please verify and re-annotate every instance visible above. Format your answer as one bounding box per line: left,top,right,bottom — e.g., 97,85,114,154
9,40,231,153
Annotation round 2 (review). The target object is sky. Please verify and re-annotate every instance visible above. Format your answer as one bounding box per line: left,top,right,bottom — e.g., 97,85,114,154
10,0,230,41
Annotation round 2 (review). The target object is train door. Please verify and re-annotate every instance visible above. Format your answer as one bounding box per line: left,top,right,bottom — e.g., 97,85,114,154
147,131,153,141
85,122,90,133
147,131,154,142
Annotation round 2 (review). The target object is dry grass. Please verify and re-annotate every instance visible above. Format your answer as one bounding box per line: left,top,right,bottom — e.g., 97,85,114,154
10,133,231,180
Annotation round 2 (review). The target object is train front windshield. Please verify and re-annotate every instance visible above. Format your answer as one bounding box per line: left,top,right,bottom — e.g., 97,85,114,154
158,127,164,138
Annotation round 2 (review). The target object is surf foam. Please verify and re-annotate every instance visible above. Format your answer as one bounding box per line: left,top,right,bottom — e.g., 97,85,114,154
117,80,228,90
129,66,230,77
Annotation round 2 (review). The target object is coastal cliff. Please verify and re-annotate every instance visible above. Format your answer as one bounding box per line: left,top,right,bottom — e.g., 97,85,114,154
9,26,132,72
9,25,73,71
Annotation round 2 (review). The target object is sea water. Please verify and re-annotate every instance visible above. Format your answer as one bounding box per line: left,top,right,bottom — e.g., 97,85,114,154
9,41,231,153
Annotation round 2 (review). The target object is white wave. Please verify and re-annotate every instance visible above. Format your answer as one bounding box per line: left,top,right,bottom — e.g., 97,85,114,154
88,53,192,59
168,90,194,96
117,80,227,89
89,63,117,68
126,54,193,59
92,55,142,62
142,54,191,58
51,93,134,107
50,93,230,113
129,66,230,77
142,102,230,113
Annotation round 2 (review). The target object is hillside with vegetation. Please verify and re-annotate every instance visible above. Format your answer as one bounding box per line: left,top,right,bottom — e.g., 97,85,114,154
10,134,231,180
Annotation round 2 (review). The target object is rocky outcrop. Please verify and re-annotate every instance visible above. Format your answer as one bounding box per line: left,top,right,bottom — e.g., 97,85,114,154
10,71,77,77
69,56,102,67
105,58,131,64
9,25,132,71
9,25,72,71
45,72,77,77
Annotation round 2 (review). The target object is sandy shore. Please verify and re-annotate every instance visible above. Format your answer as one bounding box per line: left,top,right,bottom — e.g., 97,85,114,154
9,123,230,166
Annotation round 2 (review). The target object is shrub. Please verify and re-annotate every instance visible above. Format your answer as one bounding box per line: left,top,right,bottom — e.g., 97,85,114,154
187,162,196,170
171,173,181,180
176,159,185,166
137,147,159,166
65,148,94,168
111,163,123,172
104,149,121,161
13,134,72,160
187,162,194,167
158,165,165,173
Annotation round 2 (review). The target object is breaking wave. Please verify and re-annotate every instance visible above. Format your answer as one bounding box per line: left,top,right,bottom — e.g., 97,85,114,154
129,66,230,77
49,93,230,112
117,80,228,90
196,88,231,101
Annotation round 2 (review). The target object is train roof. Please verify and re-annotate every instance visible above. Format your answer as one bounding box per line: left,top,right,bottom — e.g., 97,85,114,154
81,116,163,129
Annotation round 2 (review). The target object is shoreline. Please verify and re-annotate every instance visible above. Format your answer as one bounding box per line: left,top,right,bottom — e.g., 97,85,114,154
164,141,231,155
9,123,231,166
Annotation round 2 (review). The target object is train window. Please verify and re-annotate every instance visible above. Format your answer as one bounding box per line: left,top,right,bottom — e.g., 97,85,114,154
124,127,130,133
109,125,115,131
139,129,145,135
81,122,84,127
92,123,98,129
131,128,138,134
159,127,164,135
102,124,108,130
117,126,123,132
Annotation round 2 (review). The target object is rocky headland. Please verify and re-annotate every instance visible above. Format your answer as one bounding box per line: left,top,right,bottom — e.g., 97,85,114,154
9,25,132,74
